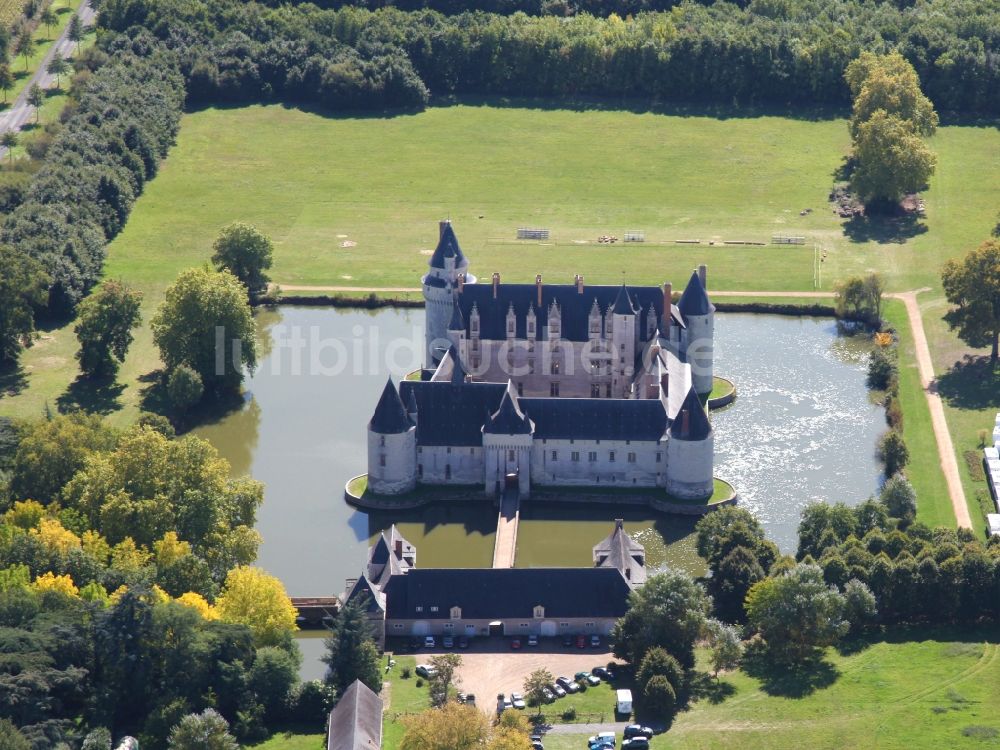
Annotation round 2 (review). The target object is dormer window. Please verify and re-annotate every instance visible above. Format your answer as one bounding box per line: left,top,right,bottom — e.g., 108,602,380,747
533,605,545,619
450,606,462,619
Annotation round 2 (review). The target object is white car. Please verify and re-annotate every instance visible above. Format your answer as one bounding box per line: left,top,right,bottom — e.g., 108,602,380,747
511,692,526,709
415,664,438,678
589,732,616,748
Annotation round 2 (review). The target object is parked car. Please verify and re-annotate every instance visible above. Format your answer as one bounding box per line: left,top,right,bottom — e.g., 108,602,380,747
588,732,616,748
457,692,467,704
540,687,555,703
590,635,601,648
576,635,587,649
589,743,614,750
527,634,539,647
458,636,470,649
550,683,566,698
510,638,522,650
466,694,476,706
621,739,649,750
442,635,455,649
407,638,420,651
415,664,438,678
496,694,512,714
575,671,600,686
424,636,436,648
562,635,573,648
556,676,580,693
592,666,611,679
623,726,653,740
531,742,543,750
511,692,526,709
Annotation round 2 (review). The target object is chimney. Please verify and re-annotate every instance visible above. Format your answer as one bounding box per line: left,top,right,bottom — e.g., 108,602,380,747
698,264,707,289
492,272,500,299
681,409,690,436
663,282,672,329
457,273,465,293
576,275,584,294
395,539,402,557
439,219,450,240
536,274,543,308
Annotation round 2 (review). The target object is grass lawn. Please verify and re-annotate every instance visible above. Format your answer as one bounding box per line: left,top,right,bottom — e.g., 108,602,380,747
882,300,955,528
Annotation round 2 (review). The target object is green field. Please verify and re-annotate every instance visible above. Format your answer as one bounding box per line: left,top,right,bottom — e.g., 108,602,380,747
1,102,998,532
252,628,1000,750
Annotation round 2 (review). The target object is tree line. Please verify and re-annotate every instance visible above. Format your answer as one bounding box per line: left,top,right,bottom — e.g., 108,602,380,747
101,0,1000,115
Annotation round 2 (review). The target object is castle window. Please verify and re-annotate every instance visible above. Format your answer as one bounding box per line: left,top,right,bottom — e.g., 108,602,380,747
628,452,636,463
430,606,439,612
447,446,451,454
451,606,462,619
472,357,480,369
551,450,557,461
509,450,516,461
609,451,616,462
393,624,403,630
418,464,423,478
656,453,662,463
605,385,612,398
588,451,597,462
415,606,423,613
533,605,545,619
517,383,523,396
550,383,559,397
445,465,452,479
379,455,386,467
551,360,560,375
380,436,386,447
591,384,600,397
571,451,580,462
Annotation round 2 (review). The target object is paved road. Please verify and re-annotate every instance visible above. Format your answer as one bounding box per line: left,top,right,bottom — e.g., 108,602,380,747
0,0,95,154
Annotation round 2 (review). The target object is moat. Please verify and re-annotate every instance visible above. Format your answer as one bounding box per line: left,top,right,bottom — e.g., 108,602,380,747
192,306,884,677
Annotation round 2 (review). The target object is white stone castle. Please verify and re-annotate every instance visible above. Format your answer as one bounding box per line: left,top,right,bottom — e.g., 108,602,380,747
366,221,716,500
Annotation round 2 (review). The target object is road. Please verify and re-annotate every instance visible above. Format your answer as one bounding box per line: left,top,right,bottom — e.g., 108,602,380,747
0,0,95,155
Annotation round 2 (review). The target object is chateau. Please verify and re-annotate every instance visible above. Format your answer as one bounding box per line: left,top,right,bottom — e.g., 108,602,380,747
366,221,716,500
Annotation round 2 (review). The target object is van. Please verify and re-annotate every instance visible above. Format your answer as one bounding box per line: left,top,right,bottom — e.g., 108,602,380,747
616,688,633,715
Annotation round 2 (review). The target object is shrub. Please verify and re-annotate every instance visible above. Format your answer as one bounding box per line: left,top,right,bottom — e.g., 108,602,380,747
878,430,909,477
642,674,677,719
415,677,423,687
867,348,896,390
561,706,576,722
884,394,903,430
879,474,917,525
167,365,204,413
400,666,411,679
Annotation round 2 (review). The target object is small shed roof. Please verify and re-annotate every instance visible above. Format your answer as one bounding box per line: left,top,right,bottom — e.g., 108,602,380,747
327,679,383,750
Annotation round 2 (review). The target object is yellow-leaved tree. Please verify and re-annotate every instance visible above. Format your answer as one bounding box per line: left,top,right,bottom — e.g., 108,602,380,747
33,572,79,597
31,518,81,555
215,566,297,646
177,591,219,620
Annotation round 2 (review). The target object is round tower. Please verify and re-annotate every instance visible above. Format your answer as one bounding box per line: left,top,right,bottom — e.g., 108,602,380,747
423,220,470,368
367,378,417,495
665,385,714,500
677,266,715,397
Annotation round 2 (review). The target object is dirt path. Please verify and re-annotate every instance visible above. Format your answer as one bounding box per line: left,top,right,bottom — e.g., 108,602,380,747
896,291,972,528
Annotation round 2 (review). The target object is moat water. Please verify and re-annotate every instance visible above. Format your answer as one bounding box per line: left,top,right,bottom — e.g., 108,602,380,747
192,306,884,677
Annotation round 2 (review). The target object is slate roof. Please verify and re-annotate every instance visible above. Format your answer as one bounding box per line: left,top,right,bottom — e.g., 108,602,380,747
612,284,637,315
383,567,633,620
453,283,684,341
345,575,386,615
677,271,714,317
399,380,507,446
448,301,465,331
669,385,712,441
519,397,669,441
429,221,466,270
327,679,383,750
593,519,647,586
484,384,533,435
369,379,412,434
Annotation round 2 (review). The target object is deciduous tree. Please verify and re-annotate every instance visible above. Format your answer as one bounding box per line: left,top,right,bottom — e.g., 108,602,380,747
706,620,743,677
211,222,274,299
523,667,554,711
745,564,848,663
215,566,297,647
0,65,14,103
168,709,239,750
849,111,935,206
151,267,257,393
0,245,48,364
611,569,710,669
27,84,44,123
400,703,489,750
846,51,938,138
428,652,462,707
74,279,142,378
879,473,917,525
941,240,1000,367
67,14,83,53
46,55,68,88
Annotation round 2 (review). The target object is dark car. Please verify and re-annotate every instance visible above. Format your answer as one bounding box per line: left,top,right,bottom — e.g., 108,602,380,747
442,635,455,649
563,635,573,648
408,638,421,651
623,725,653,740
621,739,649,750
556,676,580,693
510,638,522,650
576,635,586,649
458,636,470,649
592,666,611,679
531,743,544,750
590,635,601,648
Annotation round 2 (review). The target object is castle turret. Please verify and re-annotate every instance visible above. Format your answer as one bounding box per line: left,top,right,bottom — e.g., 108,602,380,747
482,382,534,498
665,385,714,500
611,284,637,398
677,267,715,396
447,301,467,363
367,378,417,494
423,220,471,368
